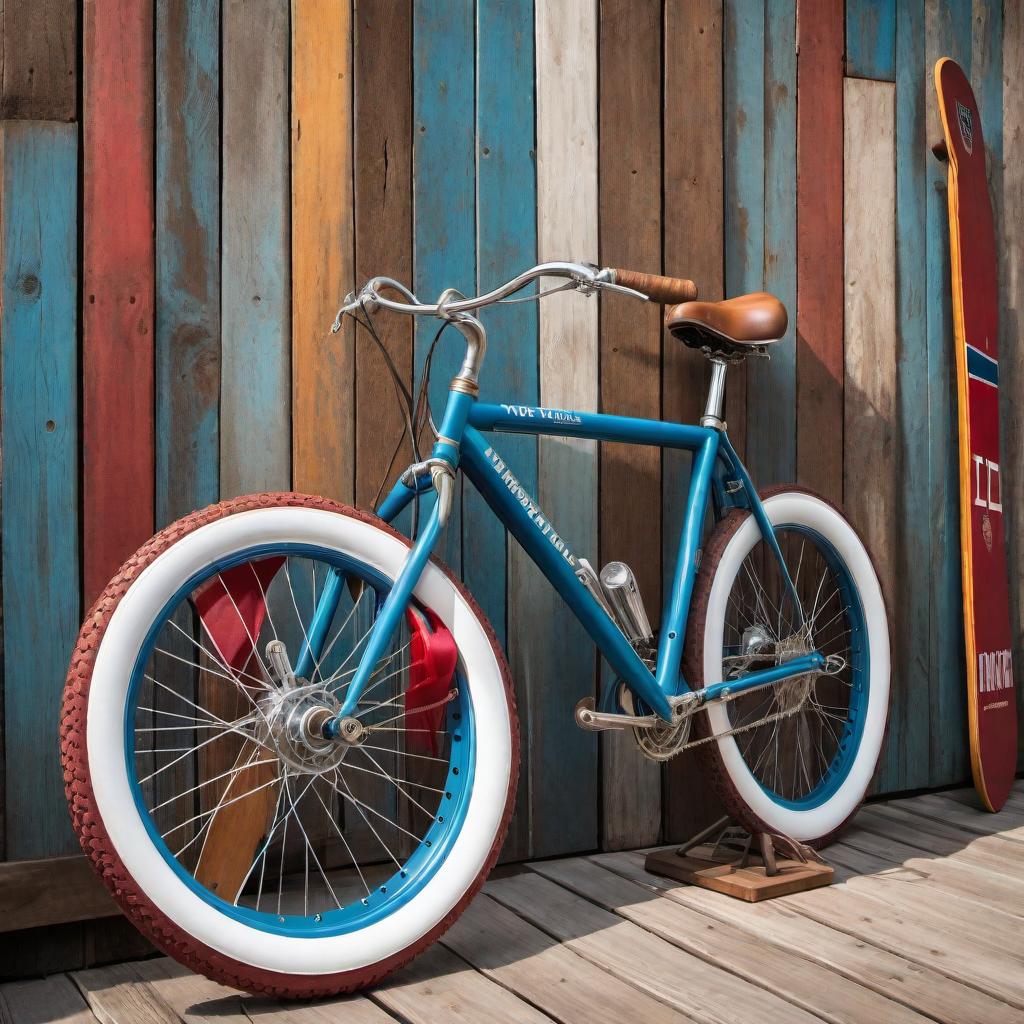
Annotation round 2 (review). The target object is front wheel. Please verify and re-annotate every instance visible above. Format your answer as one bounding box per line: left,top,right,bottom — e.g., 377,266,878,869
61,493,518,997
685,486,890,847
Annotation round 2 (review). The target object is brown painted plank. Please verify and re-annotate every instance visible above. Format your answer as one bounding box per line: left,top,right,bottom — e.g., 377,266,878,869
796,0,844,501
292,0,355,501
353,0,413,510
82,0,156,602
1,1,76,120
597,850,1021,1024
598,0,663,851
441,892,687,1024
843,78,898,612
661,0,727,846
132,955,395,1023
832,825,1024,913
128,958,249,1024
781,883,1024,1007
813,838,1024,945
72,962,182,1024
487,871,823,1024
0,856,116,933
0,974,99,1024
373,943,553,1024
893,791,1024,840
858,803,1024,871
532,856,931,1024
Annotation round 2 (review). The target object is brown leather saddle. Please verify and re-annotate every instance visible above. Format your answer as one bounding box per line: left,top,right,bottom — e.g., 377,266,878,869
665,292,788,357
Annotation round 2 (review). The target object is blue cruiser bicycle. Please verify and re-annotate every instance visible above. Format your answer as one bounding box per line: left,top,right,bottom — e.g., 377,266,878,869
62,261,889,996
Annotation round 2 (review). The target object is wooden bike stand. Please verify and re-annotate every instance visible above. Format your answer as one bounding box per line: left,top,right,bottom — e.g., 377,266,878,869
644,816,834,902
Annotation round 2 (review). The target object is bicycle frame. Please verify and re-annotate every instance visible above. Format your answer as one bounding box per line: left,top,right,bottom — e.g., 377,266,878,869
299,386,825,732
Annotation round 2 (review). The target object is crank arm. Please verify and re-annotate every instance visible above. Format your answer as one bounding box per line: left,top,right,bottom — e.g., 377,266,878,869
575,696,662,732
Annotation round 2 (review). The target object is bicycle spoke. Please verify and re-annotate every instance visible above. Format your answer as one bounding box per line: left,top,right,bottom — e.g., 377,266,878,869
135,549,458,923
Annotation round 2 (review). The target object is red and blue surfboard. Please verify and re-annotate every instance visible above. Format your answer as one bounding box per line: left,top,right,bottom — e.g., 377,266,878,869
934,58,1017,812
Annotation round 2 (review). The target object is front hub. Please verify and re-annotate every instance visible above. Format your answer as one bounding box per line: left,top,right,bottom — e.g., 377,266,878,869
259,685,358,775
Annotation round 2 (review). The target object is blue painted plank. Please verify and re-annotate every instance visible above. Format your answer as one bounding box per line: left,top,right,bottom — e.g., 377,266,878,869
723,0,765,455
882,0,930,793
846,0,897,81
1,121,79,858
471,0,538,652
220,0,290,497
156,0,220,526
748,0,796,486
413,0,476,574
926,0,973,787
474,0,537,860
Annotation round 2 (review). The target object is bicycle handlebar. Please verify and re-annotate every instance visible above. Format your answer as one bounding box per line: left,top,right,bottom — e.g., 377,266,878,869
610,269,698,304
332,261,699,333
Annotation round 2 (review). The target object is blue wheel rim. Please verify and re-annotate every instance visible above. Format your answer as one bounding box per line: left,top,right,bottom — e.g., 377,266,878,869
726,524,870,812
124,542,475,938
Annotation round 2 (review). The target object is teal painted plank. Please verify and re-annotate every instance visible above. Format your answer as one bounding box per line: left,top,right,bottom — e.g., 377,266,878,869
220,0,290,497
471,0,537,652
725,0,764,299
973,0,1003,217
156,0,220,526
474,0,537,860
926,0,972,787
748,0,796,486
846,0,897,81
883,0,929,793
413,0,475,573
1,121,79,858
723,0,764,454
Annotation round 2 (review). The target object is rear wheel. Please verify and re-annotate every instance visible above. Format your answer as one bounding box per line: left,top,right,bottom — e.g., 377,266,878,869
62,493,518,997
685,487,889,847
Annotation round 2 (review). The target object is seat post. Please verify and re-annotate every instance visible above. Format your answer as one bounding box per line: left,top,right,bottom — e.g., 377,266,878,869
702,357,729,430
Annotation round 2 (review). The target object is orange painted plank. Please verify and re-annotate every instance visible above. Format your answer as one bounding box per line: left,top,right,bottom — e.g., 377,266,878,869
83,0,155,602
292,0,355,500
796,0,844,502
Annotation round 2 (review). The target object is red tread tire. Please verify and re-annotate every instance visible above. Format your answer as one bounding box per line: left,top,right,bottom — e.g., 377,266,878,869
61,492,520,998
683,485,889,850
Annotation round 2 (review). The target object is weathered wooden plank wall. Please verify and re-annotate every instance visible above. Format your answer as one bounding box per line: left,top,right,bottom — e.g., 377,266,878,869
1,122,79,859
1,1,1023,899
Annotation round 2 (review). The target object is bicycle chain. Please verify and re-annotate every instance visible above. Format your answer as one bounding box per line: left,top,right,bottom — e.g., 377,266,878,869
634,677,811,760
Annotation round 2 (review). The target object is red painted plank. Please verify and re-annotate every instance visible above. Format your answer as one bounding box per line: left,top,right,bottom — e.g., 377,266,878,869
796,0,844,501
82,0,156,602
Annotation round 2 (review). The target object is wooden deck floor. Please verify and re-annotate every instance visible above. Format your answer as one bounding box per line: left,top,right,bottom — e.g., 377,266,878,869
3,783,1023,1024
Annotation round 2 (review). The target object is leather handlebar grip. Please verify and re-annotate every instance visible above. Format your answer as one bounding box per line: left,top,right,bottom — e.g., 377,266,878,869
613,269,698,303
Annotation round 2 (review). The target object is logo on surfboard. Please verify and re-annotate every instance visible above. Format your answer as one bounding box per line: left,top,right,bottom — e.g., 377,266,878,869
956,99,974,154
